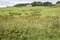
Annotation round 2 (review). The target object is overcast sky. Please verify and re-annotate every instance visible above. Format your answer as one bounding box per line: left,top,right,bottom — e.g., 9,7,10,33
0,0,60,7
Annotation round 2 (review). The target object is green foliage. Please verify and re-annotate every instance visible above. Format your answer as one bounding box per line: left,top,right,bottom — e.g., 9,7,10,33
43,1,52,6
13,3,31,7
13,1,53,7
31,1,42,6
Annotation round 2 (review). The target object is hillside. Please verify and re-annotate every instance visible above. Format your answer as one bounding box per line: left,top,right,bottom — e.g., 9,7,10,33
0,6,60,17
0,6,60,40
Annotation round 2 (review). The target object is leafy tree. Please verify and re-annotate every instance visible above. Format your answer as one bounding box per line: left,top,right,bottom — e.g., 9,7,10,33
13,3,31,7
36,1,42,6
31,1,42,6
43,1,52,6
31,1,37,6
56,1,60,4
13,1,53,7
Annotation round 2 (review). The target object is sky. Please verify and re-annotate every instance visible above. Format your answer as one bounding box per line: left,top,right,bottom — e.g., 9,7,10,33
0,0,60,7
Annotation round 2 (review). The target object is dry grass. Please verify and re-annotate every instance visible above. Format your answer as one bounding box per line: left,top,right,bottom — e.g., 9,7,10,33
0,16,60,40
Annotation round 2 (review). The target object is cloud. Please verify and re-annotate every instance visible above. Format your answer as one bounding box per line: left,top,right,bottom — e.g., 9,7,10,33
0,0,60,7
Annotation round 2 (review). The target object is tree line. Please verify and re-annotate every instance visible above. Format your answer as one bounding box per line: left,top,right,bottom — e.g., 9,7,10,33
13,1,60,7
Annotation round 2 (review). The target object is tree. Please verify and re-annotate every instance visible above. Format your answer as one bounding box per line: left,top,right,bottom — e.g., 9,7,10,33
36,1,42,6
13,3,31,7
56,1,60,7
43,1,52,6
31,1,42,6
31,1,37,6
56,1,60,4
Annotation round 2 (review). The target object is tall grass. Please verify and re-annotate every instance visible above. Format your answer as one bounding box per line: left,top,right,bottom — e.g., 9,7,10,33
0,16,60,40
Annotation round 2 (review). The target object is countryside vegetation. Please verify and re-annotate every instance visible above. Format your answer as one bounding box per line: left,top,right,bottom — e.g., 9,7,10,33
0,1,60,40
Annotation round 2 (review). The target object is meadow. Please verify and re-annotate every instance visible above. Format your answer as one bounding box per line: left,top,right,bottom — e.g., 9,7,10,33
0,6,60,40
0,6,60,16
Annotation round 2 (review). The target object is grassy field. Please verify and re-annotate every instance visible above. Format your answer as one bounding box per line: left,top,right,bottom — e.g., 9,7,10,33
0,6,60,40
0,6,60,16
